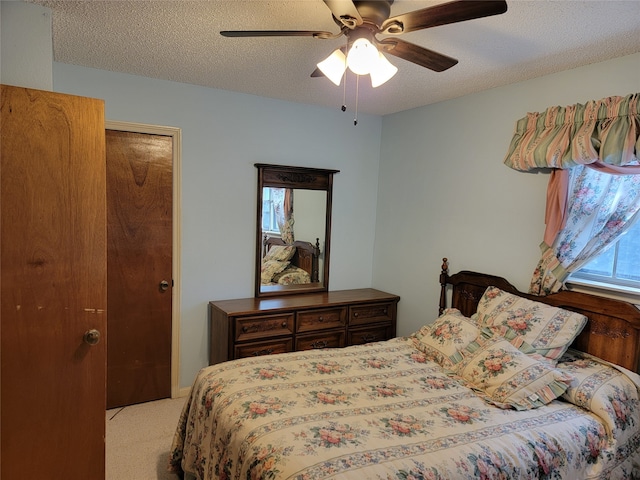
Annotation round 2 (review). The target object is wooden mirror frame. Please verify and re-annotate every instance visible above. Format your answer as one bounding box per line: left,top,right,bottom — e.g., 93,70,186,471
255,164,339,298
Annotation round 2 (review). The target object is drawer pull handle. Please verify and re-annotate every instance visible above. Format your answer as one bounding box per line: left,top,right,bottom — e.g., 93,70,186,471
319,316,324,322
353,312,359,317
242,322,287,334
383,309,387,314
362,334,378,343
252,348,273,356
311,340,328,349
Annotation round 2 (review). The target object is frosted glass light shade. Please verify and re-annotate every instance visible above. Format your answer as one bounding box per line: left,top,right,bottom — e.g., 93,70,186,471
317,49,347,86
318,40,397,88
369,52,398,87
346,38,379,75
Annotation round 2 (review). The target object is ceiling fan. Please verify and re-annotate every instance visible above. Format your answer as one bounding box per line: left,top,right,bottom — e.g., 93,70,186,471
221,0,508,86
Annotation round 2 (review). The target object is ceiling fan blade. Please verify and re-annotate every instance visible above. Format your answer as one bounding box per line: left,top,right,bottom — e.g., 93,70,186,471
322,0,363,28
377,38,458,72
381,0,507,35
221,30,335,38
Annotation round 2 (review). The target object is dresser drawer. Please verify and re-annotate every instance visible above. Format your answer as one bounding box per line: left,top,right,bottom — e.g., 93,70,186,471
296,331,345,351
348,325,393,345
297,307,347,333
235,313,294,342
349,302,395,326
235,338,293,359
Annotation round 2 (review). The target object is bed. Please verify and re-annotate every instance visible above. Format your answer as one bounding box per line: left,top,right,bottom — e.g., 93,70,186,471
260,236,320,286
169,259,640,479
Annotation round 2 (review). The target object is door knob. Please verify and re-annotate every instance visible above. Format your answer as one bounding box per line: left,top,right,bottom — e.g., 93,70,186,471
83,329,101,346
159,280,170,292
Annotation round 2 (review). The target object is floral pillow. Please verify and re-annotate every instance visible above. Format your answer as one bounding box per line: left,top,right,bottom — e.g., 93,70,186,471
557,349,640,443
454,333,573,410
411,309,480,370
475,286,587,363
263,245,296,262
272,266,311,285
260,260,289,284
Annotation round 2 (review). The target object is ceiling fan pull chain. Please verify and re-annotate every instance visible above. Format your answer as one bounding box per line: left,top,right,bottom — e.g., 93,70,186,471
341,69,347,112
341,39,348,112
354,75,359,126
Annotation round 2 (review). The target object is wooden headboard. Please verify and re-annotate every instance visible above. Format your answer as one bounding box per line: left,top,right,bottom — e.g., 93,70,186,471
263,236,320,282
439,258,640,373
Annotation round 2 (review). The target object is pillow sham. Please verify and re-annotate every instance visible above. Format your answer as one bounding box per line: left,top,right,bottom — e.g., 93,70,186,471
475,286,587,363
260,260,289,284
412,309,480,370
263,245,296,262
454,333,573,410
272,266,311,285
557,349,640,443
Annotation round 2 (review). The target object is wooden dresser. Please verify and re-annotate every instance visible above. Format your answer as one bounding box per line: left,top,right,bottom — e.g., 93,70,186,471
209,288,399,365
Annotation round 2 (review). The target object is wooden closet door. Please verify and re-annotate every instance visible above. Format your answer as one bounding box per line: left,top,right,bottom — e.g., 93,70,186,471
106,129,173,408
1,85,107,479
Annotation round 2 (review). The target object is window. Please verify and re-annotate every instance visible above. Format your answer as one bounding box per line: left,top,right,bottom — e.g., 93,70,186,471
261,187,279,235
570,218,640,291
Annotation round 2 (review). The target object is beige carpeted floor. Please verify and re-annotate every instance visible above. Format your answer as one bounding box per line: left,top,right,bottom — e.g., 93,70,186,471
106,396,187,480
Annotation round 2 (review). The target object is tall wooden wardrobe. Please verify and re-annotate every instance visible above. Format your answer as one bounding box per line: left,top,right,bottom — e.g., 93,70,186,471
1,85,107,479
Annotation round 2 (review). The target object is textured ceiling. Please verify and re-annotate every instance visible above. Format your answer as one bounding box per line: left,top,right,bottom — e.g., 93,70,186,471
28,0,640,116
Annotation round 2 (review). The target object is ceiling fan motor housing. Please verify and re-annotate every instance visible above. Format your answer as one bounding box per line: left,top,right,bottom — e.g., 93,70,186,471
352,0,393,29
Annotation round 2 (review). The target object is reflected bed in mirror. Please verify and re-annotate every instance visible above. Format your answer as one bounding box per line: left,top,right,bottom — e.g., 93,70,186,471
260,237,320,293
255,164,339,297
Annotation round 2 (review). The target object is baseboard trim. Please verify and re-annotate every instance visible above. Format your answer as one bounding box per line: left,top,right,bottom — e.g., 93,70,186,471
177,386,191,398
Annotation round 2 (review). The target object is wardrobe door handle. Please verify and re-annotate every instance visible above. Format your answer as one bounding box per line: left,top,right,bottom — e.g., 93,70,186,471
83,329,101,346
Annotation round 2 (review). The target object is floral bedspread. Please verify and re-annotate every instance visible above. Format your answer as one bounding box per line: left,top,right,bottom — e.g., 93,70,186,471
169,338,640,480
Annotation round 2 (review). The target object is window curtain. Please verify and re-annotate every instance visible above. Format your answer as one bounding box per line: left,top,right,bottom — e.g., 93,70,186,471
530,166,640,295
503,93,640,295
273,188,295,244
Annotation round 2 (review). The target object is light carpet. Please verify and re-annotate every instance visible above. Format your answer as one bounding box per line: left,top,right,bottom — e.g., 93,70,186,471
106,396,187,480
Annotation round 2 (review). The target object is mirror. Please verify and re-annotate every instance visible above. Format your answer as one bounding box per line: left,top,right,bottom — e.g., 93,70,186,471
255,164,339,297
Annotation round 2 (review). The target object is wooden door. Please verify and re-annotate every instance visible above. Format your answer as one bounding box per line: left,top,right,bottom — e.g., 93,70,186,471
106,129,173,408
1,85,107,479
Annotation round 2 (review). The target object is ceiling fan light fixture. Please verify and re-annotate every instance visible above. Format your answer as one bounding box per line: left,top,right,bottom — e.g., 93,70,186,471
346,37,379,75
317,48,347,86
369,52,398,87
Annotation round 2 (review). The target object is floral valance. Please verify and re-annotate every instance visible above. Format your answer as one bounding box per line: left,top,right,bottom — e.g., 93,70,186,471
504,93,639,171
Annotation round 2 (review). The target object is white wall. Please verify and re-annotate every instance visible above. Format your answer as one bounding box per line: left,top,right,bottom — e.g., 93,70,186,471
293,189,326,250
53,63,382,387
373,52,640,336
1,1,52,90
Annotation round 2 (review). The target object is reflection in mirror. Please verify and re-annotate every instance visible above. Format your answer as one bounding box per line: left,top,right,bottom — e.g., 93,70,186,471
261,188,326,282
255,164,339,297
